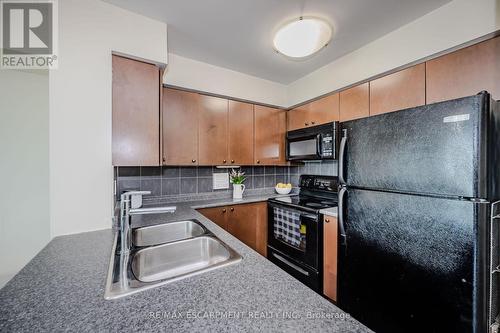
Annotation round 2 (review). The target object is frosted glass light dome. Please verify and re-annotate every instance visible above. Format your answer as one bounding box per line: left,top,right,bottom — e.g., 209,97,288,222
273,17,332,59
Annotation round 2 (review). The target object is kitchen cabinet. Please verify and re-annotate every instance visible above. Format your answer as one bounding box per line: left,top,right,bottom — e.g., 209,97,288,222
162,88,199,165
197,202,268,256
254,105,287,165
339,83,370,122
309,93,340,124
426,37,500,104
369,64,426,116
323,215,338,302
287,104,310,131
228,101,254,165
197,206,228,230
198,95,229,165
287,94,339,131
112,55,161,166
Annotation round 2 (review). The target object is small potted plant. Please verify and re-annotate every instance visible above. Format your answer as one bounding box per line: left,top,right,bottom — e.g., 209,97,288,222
230,169,246,199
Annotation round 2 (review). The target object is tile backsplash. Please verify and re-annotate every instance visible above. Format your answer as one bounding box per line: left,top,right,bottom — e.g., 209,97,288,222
115,161,338,200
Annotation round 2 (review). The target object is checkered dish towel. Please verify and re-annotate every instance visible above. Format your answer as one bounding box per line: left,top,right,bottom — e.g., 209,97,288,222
273,207,302,248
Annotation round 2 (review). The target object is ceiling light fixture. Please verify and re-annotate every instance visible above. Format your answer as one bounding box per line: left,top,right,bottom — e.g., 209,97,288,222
273,16,332,60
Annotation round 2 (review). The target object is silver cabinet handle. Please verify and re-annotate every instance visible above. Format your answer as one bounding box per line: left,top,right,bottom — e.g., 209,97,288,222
272,253,309,276
338,129,348,185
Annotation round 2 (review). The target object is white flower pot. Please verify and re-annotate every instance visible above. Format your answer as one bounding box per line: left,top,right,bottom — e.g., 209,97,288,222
233,183,245,199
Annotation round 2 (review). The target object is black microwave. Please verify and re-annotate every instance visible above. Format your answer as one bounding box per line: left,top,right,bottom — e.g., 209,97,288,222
286,122,339,161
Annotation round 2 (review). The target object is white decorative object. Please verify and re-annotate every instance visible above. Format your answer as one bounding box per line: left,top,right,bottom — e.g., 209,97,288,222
233,184,246,199
275,186,292,195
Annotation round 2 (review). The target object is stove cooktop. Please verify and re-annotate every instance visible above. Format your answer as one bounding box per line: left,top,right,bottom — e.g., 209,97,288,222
272,194,337,211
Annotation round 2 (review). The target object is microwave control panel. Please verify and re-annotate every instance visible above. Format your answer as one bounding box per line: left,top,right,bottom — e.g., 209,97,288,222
321,133,333,157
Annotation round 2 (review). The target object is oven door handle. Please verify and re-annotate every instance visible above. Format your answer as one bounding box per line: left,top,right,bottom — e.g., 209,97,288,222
272,253,309,276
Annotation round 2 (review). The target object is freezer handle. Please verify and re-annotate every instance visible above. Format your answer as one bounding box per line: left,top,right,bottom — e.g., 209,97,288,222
338,186,347,246
338,129,347,185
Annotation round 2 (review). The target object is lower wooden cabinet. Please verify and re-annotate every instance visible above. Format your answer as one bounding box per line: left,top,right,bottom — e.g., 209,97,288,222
197,202,267,256
196,206,228,230
323,215,338,302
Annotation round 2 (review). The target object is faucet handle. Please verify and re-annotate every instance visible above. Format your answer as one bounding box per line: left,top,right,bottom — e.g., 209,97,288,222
120,190,151,201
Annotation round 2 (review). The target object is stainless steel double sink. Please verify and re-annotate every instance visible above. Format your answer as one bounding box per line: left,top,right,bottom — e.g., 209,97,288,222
104,219,242,299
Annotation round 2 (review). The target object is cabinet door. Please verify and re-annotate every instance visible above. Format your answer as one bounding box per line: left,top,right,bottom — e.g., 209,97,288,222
162,88,199,165
339,83,370,122
112,55,160,166
370,64,425,116
228,101,254,165
426,37,500,103
198,95,228,165
254,105,286,165
227,203,259,250
309,93,340,125
253,202,268,256
197,206,228,230
323,215,338,301
287,104,311,131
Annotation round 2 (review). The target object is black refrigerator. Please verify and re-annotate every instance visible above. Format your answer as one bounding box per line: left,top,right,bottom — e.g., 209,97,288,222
337,92,500,333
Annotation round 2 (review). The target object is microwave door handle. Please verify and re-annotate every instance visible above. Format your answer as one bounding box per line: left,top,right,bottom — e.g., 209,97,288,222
338,129,348,185
316,134,322,157
338,187,347,247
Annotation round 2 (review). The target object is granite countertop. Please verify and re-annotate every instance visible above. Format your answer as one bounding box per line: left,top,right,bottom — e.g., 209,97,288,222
0,193,368,332
319,207,338,217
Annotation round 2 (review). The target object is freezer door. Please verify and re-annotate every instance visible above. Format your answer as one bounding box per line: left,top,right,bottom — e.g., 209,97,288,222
337,188,491,333
339,93,499,199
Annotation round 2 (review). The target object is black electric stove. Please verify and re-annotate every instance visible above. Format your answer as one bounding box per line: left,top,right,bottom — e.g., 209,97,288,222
269,175,339,212
267,175,338,293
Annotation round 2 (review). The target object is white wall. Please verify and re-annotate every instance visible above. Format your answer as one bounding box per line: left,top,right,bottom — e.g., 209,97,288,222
287,0,500,106
165,53,288,107
49,0,168,237
0,70,50,288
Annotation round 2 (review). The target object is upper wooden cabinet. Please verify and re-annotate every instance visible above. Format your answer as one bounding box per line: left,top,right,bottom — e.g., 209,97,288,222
254,105,286,165
162,88,199,165
426,37,500,103
339,83,370,122
370,64,426,116
228,101,254,165
112,55,160,166
288,104,310,131
323,215,338,302
198,95,228,165
287,94,339,131
310,93,340,124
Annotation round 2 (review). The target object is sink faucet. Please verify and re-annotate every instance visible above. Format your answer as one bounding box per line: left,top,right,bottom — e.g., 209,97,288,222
119,191,151,254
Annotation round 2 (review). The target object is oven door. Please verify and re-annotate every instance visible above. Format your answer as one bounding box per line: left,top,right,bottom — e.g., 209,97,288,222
286,134,321,161
267,202,320,270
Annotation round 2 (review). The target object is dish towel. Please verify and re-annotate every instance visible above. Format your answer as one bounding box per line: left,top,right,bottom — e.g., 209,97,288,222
273,207,302,248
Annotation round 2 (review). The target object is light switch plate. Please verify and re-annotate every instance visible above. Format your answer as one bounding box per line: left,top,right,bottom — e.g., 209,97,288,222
213,172,229,190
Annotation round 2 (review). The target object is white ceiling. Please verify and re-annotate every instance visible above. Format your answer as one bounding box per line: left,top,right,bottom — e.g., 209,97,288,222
104,0,450,84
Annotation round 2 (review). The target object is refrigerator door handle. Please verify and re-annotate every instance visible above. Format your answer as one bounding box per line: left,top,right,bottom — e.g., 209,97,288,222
338,186,347,246
338,129,348,185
